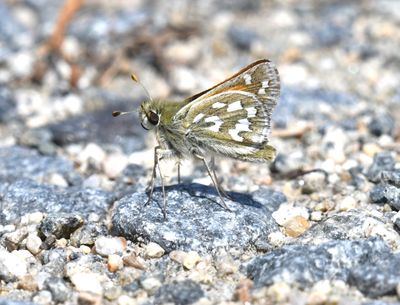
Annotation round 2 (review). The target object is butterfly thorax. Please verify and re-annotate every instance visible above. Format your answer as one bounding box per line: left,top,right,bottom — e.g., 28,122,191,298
139,99,196,158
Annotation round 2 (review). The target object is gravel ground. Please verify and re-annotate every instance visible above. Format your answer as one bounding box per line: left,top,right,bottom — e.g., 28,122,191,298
0,0,400,304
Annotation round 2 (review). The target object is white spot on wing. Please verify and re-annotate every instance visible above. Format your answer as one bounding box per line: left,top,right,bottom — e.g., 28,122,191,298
251,134,264,143
235,121,251,132
205,116,223,132
229,129,243,142
212,102,226,109
193,113,205,123
238,118,250,125
205,116,220,123
262,81,270,88
227,100,242,112
244,74,252,85
258,88,266,95
246,107,257,118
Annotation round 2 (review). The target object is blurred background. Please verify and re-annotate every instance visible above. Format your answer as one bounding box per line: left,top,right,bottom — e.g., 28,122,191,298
0,0,399,188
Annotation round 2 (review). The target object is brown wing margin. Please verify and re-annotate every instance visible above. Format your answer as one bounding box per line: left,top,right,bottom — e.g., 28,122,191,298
182,59,270,104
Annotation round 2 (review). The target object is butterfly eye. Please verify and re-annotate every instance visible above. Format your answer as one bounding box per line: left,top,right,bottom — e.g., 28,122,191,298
141,111,159,130
148,111,159,125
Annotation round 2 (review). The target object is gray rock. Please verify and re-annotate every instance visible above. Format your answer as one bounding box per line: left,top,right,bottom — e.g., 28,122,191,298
349,255,400,297
370,184,400,210
368,114,395,137
0,179,114,225
298,210,400,249
17,129,57,155
381,170,400,188
154,280,204,305
70,222,108,247
270,153,305,176
0,300,38,305
48,107,146,154
113,164,147,198
41,248,67,275
111,184,285,253
301,171,327,194
0,146,78,183
0,86,16,123
39,213,84,240
245,238,400,297
366,152,396,183
251,187,287,213
44,277,71,303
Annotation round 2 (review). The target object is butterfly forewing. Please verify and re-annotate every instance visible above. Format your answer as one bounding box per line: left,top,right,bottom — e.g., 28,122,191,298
174,60,280,161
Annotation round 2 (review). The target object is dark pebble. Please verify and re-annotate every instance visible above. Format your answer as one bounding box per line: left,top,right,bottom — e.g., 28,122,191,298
70,222,108,247
44,277,71,303
39,213,84,240
154,280,204,305
370,184,400,210
0,86,16,123
17,128,57,155
381,170,400,188
366,152,396,183
368,114,395,137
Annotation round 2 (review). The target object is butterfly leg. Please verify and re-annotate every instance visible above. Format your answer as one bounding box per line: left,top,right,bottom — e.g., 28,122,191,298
210,157,232,200
177,161,181,184
156,158,167,219
144,146,159,206
195,154,230,210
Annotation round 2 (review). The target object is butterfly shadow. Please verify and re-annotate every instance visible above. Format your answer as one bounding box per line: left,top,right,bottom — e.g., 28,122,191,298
150,183,264,211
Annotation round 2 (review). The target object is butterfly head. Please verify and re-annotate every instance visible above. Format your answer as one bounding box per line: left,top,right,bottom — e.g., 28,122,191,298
139,100,160,131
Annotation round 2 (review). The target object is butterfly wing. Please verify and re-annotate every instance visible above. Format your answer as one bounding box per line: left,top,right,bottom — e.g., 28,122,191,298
174,59,280,161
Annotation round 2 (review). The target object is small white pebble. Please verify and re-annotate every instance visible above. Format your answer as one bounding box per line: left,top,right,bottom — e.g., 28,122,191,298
95,236,126,257
145,242,165,258
25,233,42,255
183,251,201,270
310,211,323,221
338,196,357,211
48,173,68,187
169,250,186,264
141,277,162,292
70,272,103,295
20,212,44,225
118,295,136,305
78,143,106,165
268,231,287,247
272,204,309,226
79,245,91,254
0,250,29,279
103,154,129,179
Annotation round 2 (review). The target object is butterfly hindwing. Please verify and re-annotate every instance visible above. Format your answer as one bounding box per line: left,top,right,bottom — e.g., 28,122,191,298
173,60,280,161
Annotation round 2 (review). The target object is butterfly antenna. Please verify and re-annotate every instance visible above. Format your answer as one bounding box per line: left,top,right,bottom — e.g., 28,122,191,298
112,110,136,117
112,72,152,118
131,73,153,101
